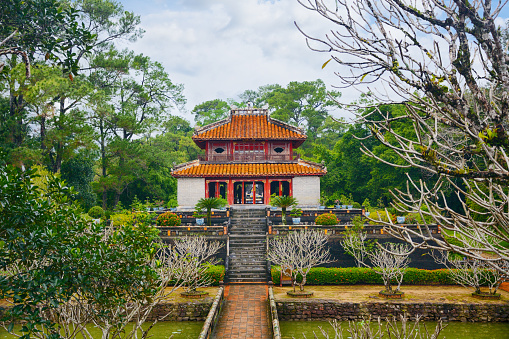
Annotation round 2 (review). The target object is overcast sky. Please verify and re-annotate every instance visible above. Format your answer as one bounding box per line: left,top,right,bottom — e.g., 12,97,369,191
117,0,509,122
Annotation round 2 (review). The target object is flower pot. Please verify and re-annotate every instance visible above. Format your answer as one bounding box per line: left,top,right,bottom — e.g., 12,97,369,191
347,205,353,209
196,218,205,225
397,216,405,224
319,206,325,209
365,212,370,217
292,217,301,225
335,205,341,209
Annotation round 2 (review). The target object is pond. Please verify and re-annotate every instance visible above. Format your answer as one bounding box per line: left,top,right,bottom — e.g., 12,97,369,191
0,322,203,339
280,320,509,338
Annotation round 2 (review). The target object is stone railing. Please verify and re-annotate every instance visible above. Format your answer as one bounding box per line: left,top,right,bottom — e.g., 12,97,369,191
198,286,225,339
268,287,282,339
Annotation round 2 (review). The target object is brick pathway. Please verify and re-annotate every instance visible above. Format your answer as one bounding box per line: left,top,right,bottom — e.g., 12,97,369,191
212,284,270,339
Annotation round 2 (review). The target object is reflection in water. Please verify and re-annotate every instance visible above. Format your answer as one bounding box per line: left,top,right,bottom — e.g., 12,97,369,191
280,320,509,339
0,322,203,339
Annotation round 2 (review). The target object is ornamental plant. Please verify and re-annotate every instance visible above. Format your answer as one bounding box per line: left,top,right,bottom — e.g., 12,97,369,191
315,213,338,225
156,212,181,227
88,206,105,219
270,195,298,225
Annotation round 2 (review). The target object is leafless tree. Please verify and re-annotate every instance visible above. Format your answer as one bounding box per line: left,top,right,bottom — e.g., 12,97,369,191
297,0,509,274
300,315,445,339
268,230,333,292
432,250,507,295
341,230,411,293
173,236,224,293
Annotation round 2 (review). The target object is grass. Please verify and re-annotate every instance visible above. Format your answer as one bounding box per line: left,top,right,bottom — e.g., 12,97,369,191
272,285,509,304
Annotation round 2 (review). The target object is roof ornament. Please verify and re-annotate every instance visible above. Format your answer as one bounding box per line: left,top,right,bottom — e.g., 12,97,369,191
247,101,253,108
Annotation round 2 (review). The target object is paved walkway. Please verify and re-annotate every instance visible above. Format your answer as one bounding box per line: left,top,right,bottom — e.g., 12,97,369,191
212,284,270,339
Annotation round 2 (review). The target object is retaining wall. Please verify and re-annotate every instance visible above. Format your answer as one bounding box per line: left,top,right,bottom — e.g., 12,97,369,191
276,299,509,322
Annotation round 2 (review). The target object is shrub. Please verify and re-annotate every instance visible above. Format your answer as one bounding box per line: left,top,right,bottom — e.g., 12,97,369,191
315,213,338,225
271,266,463,286
205,265,226,285
88,206,105,219
352,202,361,209
156,212,181,226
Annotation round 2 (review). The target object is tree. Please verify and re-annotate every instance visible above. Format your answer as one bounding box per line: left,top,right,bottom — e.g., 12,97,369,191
89,48,186,209
299,0,509,274
195,197,227,226
341,229,411,293
432,251,507,296
192,99,229,126
269,195,298,225
174,236,224,294
268,230,333,292
0,160,203,339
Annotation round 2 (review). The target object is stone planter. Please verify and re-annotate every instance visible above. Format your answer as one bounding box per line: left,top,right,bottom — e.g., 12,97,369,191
379,290,404,299
472,292,501,300
181,291,209,299
287,290,314,298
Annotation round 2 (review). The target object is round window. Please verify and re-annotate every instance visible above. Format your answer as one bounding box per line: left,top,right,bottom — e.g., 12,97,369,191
274,147,284,153
214,147,225,153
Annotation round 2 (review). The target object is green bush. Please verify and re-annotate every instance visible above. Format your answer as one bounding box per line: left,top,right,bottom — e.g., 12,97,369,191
156,212,181,226
271,266,463,286
315,213,338,225
88,206,105,219
352,202,361,209
205,265,225,285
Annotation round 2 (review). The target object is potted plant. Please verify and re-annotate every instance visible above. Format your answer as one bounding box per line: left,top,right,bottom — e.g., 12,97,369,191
290,208,303,225
193,211,206,225
195,197,228,226
270,195,298,225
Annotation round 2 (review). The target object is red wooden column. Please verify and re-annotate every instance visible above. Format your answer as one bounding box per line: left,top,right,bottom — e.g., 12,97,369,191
264,179,270,205
228,179,234,205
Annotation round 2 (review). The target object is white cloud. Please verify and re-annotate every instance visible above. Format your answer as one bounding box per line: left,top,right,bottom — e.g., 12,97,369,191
124,0,355,121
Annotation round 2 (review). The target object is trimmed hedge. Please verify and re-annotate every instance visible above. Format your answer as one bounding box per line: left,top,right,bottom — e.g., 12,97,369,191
271,266,463,286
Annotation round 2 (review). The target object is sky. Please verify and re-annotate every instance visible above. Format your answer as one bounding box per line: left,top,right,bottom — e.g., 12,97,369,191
116,0,509,122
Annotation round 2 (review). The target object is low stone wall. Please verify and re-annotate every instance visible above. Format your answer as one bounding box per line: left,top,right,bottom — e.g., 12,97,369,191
146,300,213,322
276,299,509,322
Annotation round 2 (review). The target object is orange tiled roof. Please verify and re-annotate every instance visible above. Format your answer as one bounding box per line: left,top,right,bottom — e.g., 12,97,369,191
172,160,326,178
193,114,307,141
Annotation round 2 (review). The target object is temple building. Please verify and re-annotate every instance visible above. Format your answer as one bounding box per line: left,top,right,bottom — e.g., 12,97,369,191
171,106,326,207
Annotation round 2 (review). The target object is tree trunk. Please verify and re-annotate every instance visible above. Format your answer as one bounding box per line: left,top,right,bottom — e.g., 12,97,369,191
282,207,287,225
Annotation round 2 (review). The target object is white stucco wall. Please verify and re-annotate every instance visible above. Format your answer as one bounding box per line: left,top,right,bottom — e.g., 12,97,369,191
292,176,320,207
177,178,205,208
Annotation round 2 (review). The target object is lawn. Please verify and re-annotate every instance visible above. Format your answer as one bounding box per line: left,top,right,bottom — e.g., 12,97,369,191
272,285,509,304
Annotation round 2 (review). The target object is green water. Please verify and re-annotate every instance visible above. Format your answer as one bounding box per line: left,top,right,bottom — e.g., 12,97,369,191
280,320,509,338
0,322,203,339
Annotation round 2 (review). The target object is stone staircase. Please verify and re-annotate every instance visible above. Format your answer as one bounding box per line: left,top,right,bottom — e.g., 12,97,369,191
226,208,269,283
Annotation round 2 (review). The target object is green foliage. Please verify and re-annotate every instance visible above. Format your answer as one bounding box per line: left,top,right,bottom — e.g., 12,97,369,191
289,208,303,217
195,197,227,226
205,265,225,286
156,212,181,227
88,206,105,219
315,213,339,225
61,154,96,210
0,159,161,337
192,99,230,126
